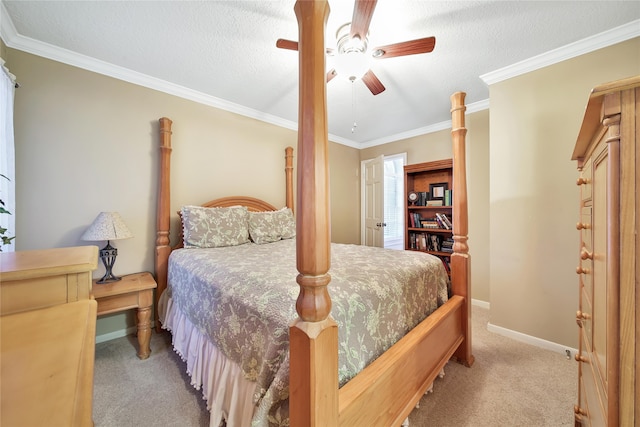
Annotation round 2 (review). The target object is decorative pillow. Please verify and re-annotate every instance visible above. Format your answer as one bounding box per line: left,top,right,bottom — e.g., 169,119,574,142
249,207,296,244
181,205,249,248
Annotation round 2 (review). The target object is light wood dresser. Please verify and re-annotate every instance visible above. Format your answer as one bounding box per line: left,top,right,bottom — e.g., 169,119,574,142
1,245,98,314
572,76,638,426
0,245,99,426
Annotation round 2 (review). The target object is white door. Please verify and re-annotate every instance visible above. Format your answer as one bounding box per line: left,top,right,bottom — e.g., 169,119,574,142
361,155,384,247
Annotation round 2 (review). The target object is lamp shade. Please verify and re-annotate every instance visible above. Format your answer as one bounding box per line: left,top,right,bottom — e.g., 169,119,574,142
81,212,133,241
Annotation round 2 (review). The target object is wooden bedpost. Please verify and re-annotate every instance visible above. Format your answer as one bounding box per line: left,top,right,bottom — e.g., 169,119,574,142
155,117,173,331
285,146,294,212
450,92,474,367
289,1,338,426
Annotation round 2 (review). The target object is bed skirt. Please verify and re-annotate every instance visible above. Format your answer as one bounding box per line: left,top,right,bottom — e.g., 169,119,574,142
159,292,257,427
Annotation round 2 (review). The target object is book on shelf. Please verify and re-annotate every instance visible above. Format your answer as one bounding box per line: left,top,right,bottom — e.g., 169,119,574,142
426,200,443,206
436,212,453,229
444,214,453,229
409,232,456,255
444,189,453,206
410,232,428,251
420,218,439,229
441,237,454,253
426,233,441,252
435,212,452,230
434,213,448,229
411,212,425,228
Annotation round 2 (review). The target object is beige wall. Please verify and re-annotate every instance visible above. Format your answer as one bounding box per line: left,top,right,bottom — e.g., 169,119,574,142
489,37,640,348
5,48,360,335
360,109,491,303
6,37,638,347
329,142,361,244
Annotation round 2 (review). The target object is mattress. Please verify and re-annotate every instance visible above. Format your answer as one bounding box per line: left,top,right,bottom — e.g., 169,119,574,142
161,239,449,426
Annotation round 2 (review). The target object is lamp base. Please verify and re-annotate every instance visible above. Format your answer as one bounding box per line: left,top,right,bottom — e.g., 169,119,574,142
96,241,122,284
96,273,122,284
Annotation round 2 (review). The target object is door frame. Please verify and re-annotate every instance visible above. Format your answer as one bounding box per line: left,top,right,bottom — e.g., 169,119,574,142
360,152,407,247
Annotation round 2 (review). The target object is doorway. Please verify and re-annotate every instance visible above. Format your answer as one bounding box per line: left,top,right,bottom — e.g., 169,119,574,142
361,153,406,249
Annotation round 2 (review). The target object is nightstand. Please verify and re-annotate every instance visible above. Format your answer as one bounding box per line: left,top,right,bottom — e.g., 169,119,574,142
91,272,157,359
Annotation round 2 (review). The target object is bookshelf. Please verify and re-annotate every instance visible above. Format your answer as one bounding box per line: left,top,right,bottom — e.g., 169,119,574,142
404,159,453,275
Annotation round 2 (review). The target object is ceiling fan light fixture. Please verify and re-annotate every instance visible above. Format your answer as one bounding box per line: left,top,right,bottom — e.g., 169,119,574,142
334,50,370,81
333,23,371,81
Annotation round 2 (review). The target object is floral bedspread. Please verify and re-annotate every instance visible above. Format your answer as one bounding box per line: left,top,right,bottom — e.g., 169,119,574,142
166,239,449,426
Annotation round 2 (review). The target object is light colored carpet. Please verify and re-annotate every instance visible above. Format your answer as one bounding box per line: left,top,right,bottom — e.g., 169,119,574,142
93,305,577,426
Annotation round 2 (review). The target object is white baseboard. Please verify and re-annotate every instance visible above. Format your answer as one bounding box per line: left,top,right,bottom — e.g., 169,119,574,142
471,298,490,310
487,322,578,357
470,299,575,357
96,326,137,344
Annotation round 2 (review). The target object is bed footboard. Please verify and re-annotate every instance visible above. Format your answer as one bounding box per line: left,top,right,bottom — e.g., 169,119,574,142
338,296,465,426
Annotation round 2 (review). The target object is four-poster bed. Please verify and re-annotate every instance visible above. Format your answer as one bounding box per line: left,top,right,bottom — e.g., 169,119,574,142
154,1,473,426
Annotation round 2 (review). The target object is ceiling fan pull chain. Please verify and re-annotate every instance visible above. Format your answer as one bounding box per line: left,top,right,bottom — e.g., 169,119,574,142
351,78,357,133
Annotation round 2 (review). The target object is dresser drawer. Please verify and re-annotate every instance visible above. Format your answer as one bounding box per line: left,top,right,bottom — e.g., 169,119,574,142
1,272,94,315
579,206,592,251
0,247,98,315
578,343,606,427
577,157,592,201
579,287,593,352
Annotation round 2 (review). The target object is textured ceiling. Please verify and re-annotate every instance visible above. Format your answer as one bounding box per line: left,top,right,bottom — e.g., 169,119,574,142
1,1,639,147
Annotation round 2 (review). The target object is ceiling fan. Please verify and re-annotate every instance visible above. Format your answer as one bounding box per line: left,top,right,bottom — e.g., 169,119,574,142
276,0,436,95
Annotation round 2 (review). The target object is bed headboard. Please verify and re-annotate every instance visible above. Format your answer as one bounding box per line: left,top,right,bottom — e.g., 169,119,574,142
198,196,279,211
154,119,294,320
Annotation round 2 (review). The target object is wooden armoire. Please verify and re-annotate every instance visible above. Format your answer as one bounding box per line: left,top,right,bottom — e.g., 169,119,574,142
572,76,638,426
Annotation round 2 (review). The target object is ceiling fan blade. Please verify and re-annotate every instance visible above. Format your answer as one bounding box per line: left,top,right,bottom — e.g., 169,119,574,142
327,69,337,83
277,39,334,56
276,39,299,51
372,37,436,59
350,0,377,40
361,70,385,95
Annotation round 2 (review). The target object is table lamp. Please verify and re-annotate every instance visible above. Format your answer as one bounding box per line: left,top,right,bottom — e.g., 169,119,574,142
81,212,133,283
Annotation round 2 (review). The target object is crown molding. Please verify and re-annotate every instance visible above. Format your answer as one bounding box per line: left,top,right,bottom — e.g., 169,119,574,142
2,3,636,149
359,98,490,149
481,20,640,86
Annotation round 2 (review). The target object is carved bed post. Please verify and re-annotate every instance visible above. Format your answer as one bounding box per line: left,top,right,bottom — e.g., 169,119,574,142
285,146,294,212
289,1,338,426
155,117,173,331
450,92,474,366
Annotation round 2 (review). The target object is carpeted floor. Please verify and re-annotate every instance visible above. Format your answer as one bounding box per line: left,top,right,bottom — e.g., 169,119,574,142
93,305,577,426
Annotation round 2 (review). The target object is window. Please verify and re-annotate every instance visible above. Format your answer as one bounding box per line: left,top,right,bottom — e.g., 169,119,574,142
383,154,406,250
1,58,16,252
